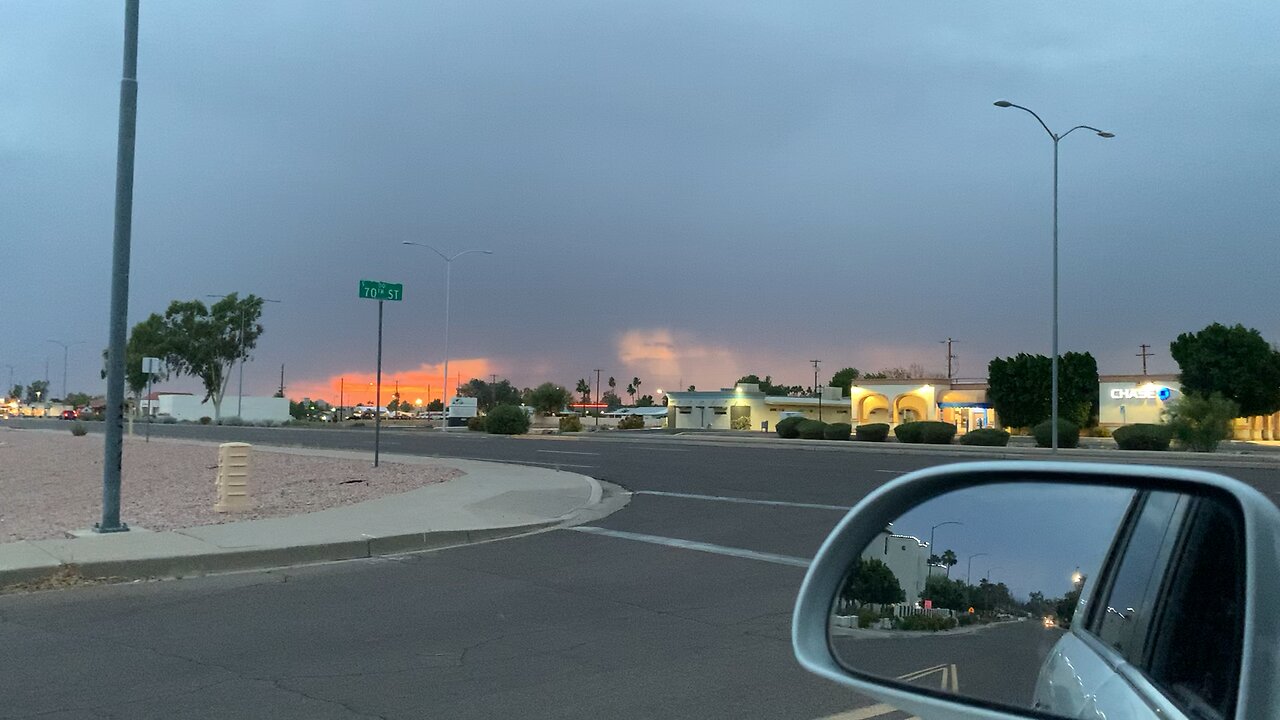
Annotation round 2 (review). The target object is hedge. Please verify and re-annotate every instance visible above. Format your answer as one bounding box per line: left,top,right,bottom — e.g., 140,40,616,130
467,415,486,431
558,415,583,432
823,422,853,441
618,414,645,430
776,416,805,439
895,421,956,445
959,428,1010,446
855,423,890,442
1113,423,1172,451
797,419,828,439
485,405,530,434
1033,419,1080,449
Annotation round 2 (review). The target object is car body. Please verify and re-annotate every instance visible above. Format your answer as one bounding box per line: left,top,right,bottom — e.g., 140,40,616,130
59,409,77,420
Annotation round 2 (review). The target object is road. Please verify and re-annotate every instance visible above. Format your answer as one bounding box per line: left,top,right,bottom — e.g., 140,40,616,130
2,420,1277,719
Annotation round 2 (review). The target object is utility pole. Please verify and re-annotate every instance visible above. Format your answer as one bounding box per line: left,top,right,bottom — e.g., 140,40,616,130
1137,344,1154,375
811,359,822,421
593,368,602,428
278,364,285,397
940,338,959,380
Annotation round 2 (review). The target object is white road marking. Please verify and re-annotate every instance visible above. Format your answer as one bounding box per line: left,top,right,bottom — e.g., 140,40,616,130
568,527,810,568
535,449,601,456
634,490,848,512
445,455,595,469
873,469,901,474
814,704,898,720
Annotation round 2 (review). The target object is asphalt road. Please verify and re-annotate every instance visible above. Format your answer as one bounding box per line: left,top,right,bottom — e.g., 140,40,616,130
2,420,1277,719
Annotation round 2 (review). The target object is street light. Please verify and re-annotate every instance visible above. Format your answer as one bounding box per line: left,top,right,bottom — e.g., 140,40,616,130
402,242,493,404
46,339,85,402
993,100,1113,451
928,520,963,576
967,552,989,585
206,294,282,418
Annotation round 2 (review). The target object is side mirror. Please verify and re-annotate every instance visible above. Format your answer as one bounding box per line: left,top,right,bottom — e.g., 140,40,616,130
792,461,1280,720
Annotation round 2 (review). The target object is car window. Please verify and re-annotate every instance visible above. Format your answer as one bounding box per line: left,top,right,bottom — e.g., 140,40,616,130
1142,495,1245,720
1086,491,1187,658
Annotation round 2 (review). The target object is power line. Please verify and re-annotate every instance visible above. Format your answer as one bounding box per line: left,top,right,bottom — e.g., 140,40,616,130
1137,344,1155,375
940,338,959,379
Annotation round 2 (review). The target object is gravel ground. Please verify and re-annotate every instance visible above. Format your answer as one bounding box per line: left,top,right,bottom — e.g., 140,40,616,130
0,427,460,542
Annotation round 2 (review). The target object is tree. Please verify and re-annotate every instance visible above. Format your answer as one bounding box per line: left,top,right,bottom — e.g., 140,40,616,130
920,575,968,612
161,293,266,421
101,313,170,416
65,392,93,408
386,399,401,413
427,399,444,412
631,377,642,405
528,382,571,414
686,385,696,392
25,380,50,404
608,376,616,396
987,351,1098,429
736,374,805,396
842,557,905,607
1170,323,1280,418
575,378,592,407
829,367,860,397
1168,392,1239,452
601,391,623,410
9,384,23,402
940,549,958,577
636,394,655,407
625,382,636,405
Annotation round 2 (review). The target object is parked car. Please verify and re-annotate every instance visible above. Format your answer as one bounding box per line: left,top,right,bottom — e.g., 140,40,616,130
59,409,77,420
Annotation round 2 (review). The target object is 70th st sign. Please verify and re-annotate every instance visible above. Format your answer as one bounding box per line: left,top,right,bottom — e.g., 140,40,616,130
359,280,403,301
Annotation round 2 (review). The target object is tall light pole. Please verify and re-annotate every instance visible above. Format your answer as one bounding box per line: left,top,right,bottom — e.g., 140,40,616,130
3,364,15,398
402,242,492,404
207,294,281,417
993,100,1113,451
46,339,85,401
967,552,989,586
928,520,962,576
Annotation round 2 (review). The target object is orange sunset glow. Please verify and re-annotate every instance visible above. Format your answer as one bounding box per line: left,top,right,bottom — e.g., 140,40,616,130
289,358,495,404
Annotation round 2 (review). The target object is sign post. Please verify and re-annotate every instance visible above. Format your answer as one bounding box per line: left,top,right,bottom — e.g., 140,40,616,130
359,280,402,466
141,356,162,442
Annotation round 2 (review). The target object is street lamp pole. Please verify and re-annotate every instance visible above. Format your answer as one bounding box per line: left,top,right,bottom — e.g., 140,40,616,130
402,242,492,406
46,340,84,402
928,520,963,576
993,100,1113,452
967,552,989,586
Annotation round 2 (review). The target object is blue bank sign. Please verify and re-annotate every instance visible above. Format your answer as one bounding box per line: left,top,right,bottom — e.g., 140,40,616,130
1109,386,1173,401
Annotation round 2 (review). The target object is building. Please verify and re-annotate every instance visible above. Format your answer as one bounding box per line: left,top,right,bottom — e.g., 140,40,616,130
848,379,994,432
861,529,931,602
154,394,289,423
664,384,851,431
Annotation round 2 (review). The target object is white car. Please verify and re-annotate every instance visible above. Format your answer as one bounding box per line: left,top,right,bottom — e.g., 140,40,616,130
792,462,1280,720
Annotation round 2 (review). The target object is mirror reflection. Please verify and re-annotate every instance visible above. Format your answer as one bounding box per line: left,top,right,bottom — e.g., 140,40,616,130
828,482,1244,717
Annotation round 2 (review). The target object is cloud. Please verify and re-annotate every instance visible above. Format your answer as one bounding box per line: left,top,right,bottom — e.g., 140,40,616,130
289,358,493,404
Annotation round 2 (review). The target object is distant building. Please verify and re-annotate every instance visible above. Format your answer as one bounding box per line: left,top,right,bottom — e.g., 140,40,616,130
664,384,850,431
862,529,931,602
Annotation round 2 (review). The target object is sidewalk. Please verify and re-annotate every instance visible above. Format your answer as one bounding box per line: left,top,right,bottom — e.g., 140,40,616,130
0,447,627,590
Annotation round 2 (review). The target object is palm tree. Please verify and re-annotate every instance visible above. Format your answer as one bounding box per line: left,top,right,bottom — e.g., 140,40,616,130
941,549,958,577
626,382,636,406
575,378,591,407
631,376,641,403
608,376,616,395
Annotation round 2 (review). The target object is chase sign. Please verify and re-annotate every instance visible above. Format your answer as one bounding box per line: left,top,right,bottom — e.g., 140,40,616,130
1110,386,1173,401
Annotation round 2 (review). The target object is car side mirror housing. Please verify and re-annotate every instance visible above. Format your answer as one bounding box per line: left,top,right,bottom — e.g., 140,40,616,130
792,461,1280,720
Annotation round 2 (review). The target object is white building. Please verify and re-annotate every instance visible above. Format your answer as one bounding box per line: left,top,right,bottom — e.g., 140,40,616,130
664,384,851,431
861,529,931,602
155,394,289,423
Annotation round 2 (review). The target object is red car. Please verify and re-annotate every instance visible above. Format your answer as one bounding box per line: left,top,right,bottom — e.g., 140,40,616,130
60,410,78,420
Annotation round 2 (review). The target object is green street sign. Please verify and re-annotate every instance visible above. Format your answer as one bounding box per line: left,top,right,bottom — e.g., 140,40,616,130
359,280,403,301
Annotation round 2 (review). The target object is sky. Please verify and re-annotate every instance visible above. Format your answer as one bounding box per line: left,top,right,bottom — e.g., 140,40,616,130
4,1,1278,404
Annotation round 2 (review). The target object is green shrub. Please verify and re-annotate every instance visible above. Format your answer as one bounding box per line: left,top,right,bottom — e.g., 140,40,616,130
558,415,583,432
797,419,828,439
956,614,977,627
776,416,805,438
467,415,486,432
161,416,178,424
855,423,890,442
1082,425,1113,438
959,428,1010,446
1168,393,1238,452
730,415,752,431
199,416,212,425
70,421,87,436
856,606,880,629
895,421,956,445
898,614,957,632
1033,419,1079,448
1113,423,1173,451
618,414,645,430
485,405,530,435
823,422,852,440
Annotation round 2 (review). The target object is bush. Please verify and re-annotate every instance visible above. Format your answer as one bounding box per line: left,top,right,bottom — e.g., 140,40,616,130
618,414,645,430
558,415,583,432
1113,423,1173,451
1168,393,1238,452
161,416,178,424
856,606,880,629
485,405,530,435
898,614,957,632
466,415,486,432
855,423,890,442
823,422,852,440
895,421,956,445
199,416,212,425
956,614,977,627
797,419,828,439
776,416,805,438
69,421,87,436
79,412,103,422
730,415,752,431
1033,419,1079,448
959,428,1010,446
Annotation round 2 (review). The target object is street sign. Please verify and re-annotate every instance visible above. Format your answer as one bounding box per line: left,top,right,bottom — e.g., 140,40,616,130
358,280,403,302
141,356,162,373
